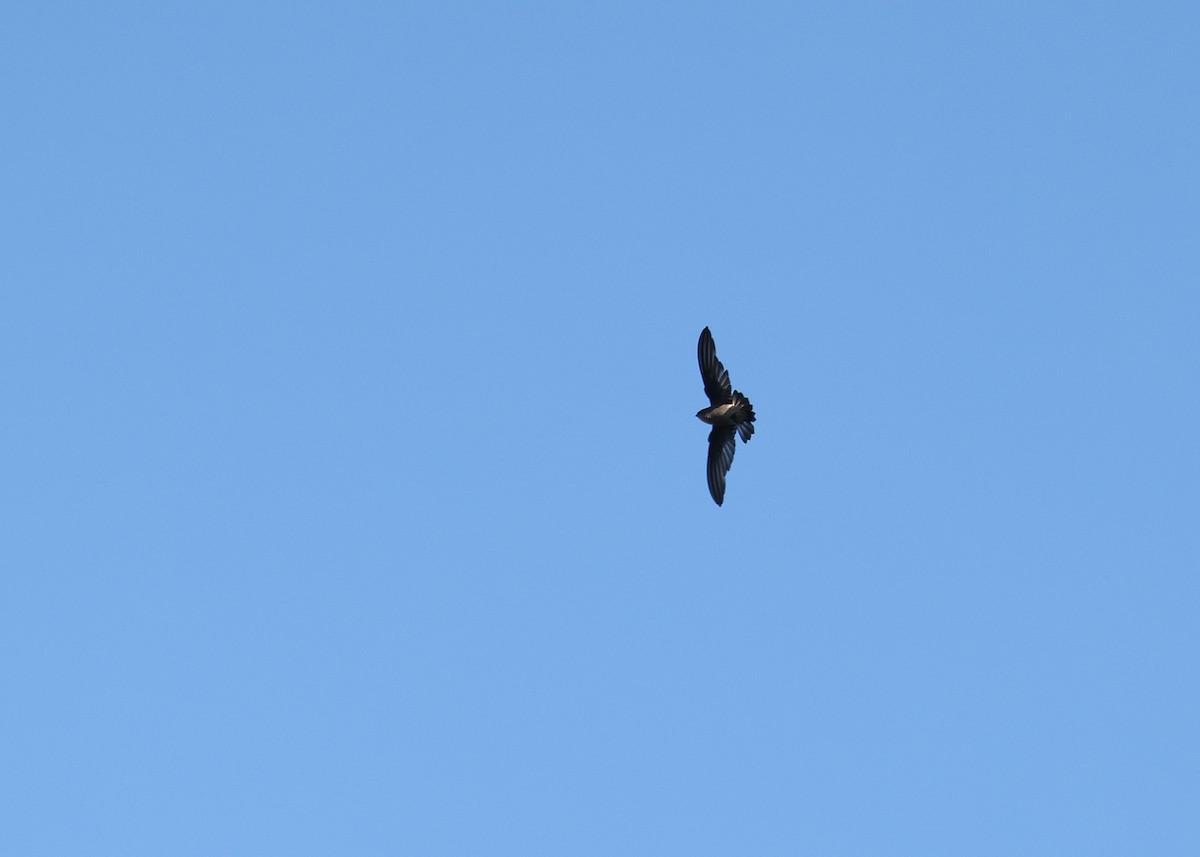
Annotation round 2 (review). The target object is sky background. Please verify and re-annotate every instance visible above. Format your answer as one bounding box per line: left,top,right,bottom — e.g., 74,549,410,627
3,2,1199,854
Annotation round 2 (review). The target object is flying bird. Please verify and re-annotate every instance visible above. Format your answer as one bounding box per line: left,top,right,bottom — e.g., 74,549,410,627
696,326,756,506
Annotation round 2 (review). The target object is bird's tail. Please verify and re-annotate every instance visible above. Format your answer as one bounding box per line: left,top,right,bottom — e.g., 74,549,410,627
733,390,755,442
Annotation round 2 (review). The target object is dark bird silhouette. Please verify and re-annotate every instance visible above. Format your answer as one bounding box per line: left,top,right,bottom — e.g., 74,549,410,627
695,326,756,506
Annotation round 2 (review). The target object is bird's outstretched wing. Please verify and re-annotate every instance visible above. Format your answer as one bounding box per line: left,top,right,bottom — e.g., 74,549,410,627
706,425,737,506
698,326,732,405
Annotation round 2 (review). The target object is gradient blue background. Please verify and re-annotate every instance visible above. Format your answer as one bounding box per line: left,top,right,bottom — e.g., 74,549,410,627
4,3,1198,854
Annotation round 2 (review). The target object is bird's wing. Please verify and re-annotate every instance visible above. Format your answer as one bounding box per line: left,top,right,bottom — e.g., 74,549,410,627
698,327,732,405
706,425,737,506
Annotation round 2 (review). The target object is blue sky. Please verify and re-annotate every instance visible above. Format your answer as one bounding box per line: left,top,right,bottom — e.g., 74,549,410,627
3,2,1198,854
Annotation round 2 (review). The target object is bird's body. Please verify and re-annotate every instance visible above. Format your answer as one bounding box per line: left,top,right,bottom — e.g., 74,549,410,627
696,400,751,426
695,327,756,506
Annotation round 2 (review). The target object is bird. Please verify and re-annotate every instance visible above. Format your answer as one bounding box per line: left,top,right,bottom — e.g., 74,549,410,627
695,326,756,506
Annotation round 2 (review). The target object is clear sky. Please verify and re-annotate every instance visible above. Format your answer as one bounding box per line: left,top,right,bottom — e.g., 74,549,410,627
3,2,1198,854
